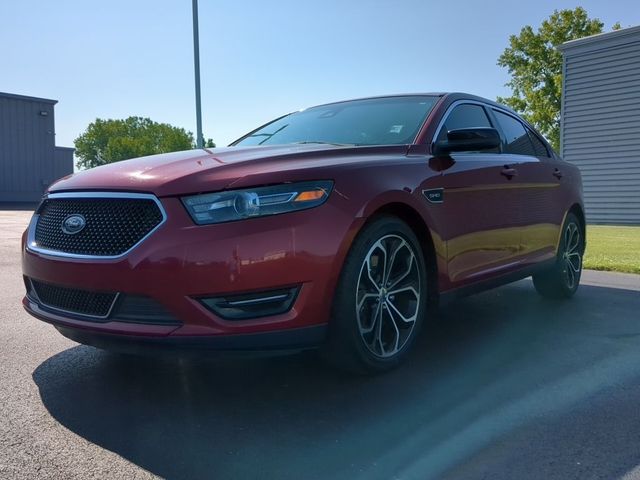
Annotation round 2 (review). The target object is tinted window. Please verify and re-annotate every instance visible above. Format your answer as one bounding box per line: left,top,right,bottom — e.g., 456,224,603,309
233,96,439,146
493,110,536,156
527,128,550,157
436,104,492,142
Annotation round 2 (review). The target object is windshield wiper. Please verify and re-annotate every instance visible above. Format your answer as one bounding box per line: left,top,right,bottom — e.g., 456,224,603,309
294,141,355,147
245,124,290,145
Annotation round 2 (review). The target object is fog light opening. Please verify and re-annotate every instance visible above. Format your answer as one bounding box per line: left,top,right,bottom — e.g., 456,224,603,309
199,286,300,320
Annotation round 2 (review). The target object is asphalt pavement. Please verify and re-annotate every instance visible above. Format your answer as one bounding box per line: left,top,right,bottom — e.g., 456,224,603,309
1,210,640,480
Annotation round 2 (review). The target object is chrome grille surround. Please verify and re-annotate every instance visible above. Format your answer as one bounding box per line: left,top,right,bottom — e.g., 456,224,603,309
26,192,167,259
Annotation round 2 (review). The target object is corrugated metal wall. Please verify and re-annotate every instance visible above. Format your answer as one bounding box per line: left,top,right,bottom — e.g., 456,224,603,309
0,93,73,203
561,27,640,225
54,147,74,182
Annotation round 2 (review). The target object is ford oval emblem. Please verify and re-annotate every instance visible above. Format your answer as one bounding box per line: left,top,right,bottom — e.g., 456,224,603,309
62,214,86,235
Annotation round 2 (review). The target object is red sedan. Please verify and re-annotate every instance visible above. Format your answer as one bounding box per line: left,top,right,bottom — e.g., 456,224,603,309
21,93,585,373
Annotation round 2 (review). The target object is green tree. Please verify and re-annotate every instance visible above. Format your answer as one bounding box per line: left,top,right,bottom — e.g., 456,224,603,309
497,8,619,151
74,117,216,169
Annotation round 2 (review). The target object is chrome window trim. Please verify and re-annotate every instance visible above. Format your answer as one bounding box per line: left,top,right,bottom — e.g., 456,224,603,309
26,191,167,260
26,277,121,320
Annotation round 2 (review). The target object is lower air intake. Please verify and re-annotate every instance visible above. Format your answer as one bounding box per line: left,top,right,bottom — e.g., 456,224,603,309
29,279,117,318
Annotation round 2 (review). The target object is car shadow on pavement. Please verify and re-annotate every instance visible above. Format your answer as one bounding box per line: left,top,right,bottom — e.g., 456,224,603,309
32,280,640,480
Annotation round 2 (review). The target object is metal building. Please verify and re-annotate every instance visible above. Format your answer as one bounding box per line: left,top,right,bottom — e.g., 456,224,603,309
559,25,640,225
0,92,74,203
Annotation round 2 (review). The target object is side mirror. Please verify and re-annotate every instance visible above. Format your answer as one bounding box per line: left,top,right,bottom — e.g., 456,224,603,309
433,127,501,155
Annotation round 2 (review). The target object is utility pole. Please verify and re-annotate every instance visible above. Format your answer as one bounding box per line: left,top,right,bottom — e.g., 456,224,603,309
192,0,203,148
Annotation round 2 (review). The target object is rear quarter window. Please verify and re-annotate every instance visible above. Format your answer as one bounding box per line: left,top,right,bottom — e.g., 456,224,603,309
527,128,550,157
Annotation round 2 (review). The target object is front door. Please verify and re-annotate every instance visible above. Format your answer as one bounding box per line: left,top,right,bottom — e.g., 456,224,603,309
436,153,524,287
425,102,524,289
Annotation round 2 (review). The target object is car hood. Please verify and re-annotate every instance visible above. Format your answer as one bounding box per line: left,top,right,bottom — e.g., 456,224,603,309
48,144,410,197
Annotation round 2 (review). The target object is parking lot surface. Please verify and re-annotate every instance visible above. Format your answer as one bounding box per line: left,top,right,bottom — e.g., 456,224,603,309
1,210,639,480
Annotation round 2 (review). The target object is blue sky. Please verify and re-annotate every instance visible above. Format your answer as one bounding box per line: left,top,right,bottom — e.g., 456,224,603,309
1,1,637,149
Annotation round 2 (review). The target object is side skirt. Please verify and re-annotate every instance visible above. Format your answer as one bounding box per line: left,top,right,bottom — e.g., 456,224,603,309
438,258,556,306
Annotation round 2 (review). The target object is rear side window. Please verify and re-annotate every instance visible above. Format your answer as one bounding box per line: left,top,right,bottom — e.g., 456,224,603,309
527,128,550,157
436,104,492,142
492,110,536,156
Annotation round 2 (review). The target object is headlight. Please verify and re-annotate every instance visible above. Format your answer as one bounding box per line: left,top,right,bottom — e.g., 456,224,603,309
182,180,334,225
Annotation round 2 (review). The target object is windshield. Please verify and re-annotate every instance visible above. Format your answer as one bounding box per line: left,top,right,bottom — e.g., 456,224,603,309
232,96,439,147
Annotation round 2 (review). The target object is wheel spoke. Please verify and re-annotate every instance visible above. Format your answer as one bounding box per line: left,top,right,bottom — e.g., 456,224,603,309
357,293,378,311
357,296,381,335
359,299,381,334
569,267,575,288
383,239,407,286
566,259,576,288
564,224,573,253
567,252,581,273
378,240,388,290
382,306,400,355
364,255,381,293
566,224,579,254
388,285,420,298
387,297,417,324
565,225,573,252
374,305,385,354
568,236,578,254
388,253,414,290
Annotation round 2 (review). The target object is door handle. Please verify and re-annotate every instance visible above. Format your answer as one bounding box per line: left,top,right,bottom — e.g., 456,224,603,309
553,168,563,179
501,167,518,179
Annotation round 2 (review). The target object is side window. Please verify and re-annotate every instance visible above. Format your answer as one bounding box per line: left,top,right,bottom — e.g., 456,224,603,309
492,110,536,156
436,104,492,143
527,128,550,157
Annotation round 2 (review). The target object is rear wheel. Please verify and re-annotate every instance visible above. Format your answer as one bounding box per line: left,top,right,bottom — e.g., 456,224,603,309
322,216,427,374
532,212,584,299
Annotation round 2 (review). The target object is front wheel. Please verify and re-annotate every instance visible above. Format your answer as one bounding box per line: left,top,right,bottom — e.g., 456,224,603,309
321,216,427,374
532,212,584,299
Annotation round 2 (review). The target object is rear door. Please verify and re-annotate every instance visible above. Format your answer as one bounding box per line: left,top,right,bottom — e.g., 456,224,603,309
489,109,564,266
427,102,524,288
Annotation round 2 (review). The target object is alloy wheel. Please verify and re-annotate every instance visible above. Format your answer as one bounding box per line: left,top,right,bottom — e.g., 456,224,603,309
562,222,582,290
355,234,421,358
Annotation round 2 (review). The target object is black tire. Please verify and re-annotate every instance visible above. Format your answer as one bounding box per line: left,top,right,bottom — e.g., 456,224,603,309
321,216,428,374
532,212,584,299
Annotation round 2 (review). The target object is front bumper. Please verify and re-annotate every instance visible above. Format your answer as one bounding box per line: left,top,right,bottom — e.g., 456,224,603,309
25,300,326,355
22,195,361,349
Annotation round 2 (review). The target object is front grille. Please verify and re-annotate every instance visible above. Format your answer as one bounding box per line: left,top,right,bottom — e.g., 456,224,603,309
33,195,164,257
30,279,117,318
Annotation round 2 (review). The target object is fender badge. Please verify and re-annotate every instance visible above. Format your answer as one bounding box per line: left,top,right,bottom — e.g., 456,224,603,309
422,188,444,204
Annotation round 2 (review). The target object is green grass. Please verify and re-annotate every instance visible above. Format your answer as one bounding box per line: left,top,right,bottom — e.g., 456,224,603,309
584,225,640,274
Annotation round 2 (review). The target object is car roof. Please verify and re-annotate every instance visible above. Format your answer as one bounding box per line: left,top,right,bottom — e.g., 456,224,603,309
442,92,519,115
305,93,446,109
304,92,518,116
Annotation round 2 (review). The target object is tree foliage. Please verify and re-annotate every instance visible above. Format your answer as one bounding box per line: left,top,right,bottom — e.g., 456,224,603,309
74,116,215,169
497,8,619,151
